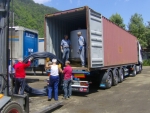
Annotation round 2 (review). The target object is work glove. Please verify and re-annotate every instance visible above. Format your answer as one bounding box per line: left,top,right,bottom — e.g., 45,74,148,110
61,49,63,53
28,57,33,61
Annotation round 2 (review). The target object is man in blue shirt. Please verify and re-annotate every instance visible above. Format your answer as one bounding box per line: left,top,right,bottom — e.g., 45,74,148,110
77,31,86,67
61,35,71,64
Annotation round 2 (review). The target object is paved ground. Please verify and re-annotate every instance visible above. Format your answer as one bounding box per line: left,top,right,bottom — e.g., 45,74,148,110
27,66,150,113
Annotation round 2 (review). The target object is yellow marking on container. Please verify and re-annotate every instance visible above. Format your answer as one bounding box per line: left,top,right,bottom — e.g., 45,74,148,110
118,46,122,53
0,94,4,99
9,36,19,38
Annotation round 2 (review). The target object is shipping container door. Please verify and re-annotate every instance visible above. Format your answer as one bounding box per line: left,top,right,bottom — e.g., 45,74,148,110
23,31,38,66
88,9,104,68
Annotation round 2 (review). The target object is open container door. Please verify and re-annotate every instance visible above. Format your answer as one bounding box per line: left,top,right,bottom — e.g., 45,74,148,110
88,8,104,68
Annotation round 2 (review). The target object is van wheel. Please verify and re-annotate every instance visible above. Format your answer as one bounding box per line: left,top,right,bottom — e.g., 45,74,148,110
105,71,112,88
1,101,23,113
118,68,124,83
112,69,119,86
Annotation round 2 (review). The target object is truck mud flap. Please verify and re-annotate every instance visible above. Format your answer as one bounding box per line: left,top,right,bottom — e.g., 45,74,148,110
99,70,112,88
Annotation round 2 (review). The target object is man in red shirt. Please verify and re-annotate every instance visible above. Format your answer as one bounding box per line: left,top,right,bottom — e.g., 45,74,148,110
14,58,31,95
63,61,73,99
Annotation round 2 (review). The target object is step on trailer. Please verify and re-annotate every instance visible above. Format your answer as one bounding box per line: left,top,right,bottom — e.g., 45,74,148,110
44,6,143,92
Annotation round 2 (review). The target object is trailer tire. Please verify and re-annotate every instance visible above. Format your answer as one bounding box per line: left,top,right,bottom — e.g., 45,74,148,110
118,68,124,83
0,75,6,93
138,64,142,74
131,65,137,77
112,68,119,86
105,71,113,88
1,101,23,113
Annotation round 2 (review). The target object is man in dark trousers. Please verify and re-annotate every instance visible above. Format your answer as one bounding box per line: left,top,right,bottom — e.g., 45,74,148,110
14,57,32,95
60,35,71,64
63,61,73,99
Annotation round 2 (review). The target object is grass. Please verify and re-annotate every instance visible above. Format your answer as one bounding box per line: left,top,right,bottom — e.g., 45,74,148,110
143,59,150,66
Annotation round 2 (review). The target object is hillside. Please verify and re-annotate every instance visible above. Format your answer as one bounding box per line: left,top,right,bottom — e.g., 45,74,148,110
10,0,58,37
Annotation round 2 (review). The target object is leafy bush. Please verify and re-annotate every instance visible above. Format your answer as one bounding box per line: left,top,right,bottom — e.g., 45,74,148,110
143,59,150,66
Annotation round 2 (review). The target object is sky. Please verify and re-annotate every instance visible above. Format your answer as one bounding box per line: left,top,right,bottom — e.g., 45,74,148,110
33,0,149,27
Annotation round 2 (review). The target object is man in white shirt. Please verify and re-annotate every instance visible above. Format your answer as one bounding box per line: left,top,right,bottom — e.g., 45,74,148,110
77,31,86,67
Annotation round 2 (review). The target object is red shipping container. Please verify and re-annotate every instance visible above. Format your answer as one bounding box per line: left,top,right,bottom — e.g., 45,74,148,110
102,17,138,67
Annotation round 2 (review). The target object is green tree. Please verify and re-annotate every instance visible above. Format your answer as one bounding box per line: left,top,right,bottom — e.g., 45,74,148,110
10,0,58,37
109,13,125,29
128,13,147,47
145,22,150,48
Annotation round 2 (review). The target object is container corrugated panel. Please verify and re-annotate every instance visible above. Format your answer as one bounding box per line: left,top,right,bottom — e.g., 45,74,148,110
102,17,138,66
23,31,38,58
24,31,38,66
39,38,44,52
88,9,104,68
9,28,21,59
38,38,45,64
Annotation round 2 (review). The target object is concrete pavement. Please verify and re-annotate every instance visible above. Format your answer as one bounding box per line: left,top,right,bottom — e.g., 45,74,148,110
28,66,150,113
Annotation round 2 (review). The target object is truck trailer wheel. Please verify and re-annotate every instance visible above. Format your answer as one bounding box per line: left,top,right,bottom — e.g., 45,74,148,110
138,64,142,74
105,71,113,88
118,68,124,83
130,65,137,77
112,69,119,86
1,101,23,113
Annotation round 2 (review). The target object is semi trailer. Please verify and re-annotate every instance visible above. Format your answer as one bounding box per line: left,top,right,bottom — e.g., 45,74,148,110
44,6,143,92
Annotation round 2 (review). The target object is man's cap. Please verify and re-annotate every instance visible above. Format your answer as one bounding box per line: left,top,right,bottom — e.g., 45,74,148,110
52,59,57,63
65,61,70,64
77,31,82,35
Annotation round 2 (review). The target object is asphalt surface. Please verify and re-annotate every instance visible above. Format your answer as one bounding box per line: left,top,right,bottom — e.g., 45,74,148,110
28,66,150,113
